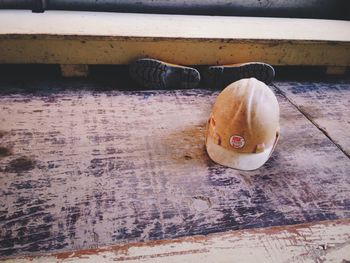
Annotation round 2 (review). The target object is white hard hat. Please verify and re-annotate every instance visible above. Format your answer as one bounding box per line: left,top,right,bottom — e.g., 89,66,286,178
205,78,280,170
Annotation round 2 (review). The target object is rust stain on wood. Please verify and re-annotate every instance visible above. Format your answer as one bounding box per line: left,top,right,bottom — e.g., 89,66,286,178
54,239,208,261
52,218,350,259
4,219,350,262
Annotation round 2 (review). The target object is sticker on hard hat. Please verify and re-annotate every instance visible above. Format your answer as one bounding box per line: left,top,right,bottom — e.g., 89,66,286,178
229,135,245,149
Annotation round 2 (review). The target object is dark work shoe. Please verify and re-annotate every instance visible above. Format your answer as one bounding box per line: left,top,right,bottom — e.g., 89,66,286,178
129,58,200,90
201,62,275,89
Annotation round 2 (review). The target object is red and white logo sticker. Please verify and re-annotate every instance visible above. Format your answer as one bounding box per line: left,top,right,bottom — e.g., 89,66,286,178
229,135,245,149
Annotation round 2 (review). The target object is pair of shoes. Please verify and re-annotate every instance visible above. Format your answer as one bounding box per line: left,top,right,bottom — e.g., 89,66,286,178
129,58,275,90
129,58,200,90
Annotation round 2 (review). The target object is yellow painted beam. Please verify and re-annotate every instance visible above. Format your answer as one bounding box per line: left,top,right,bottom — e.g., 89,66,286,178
0,11,349,66
1,37,349,66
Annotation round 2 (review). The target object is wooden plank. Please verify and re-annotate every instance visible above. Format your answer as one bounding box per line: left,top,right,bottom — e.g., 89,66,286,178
1,11,349,41
1,38,348,66
2,219,350,263
0,82,349,258
274,81,350,158
0,10,349,66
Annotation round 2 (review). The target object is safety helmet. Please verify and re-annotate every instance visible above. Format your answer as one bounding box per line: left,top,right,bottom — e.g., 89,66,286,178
205,78,280,170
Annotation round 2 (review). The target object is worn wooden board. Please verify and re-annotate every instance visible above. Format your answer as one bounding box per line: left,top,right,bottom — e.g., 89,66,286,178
0,81,349,258
2,11,349,41
275,81,350,158
0,11,350,66
2,219,350,263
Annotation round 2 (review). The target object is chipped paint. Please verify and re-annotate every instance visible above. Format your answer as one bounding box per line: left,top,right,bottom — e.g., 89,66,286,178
1,38,349,66
275,81,350,157
0,11,349,65
2,219,350,262
0,84,349,258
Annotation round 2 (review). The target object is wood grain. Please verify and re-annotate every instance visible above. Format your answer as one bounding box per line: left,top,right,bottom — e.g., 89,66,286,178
1,11,350,66
275,81,350,157
3,219,350,263
0,82,349,258
1,11,349,41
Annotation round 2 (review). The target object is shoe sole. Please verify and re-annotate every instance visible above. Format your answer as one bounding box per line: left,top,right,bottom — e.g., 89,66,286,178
129,58,200,90
202,62,275,89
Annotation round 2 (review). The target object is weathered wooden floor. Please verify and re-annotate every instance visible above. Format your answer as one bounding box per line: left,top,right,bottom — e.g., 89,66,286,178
275,81,350,157
0,79,349,259
3,219,350,263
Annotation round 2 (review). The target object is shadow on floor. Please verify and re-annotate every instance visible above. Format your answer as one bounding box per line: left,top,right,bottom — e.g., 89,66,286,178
0,64,348,94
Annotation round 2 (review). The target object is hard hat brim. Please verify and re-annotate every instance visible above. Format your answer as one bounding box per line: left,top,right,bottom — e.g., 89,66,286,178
206,136,274,171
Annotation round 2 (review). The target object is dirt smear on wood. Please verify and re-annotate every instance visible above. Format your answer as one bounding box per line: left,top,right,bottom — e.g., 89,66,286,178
5,156,36,173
